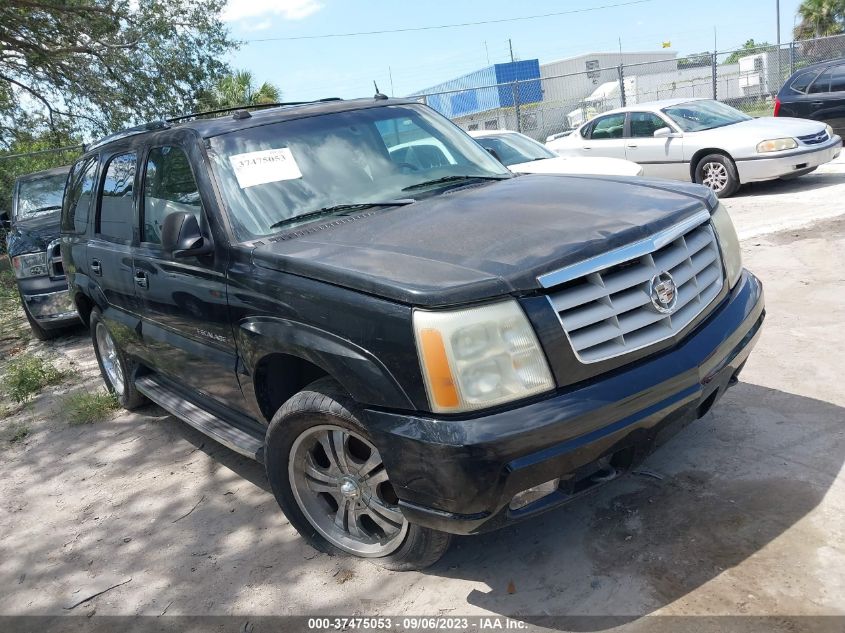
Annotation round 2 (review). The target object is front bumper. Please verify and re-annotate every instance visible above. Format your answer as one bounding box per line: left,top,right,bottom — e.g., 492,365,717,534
735,137,842,183
365,270,765,535
22,286,79,327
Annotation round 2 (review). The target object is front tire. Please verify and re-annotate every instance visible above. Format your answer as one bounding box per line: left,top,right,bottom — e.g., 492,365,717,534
264,377,451,571
694,153,740,198
90,308,147,410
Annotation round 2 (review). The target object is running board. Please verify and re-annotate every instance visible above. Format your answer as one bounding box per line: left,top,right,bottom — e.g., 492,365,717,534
135,374,265,463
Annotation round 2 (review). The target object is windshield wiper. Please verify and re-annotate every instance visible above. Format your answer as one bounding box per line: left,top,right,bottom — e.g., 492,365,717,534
270,199,414,229
32,205,62,213
401,174,508,192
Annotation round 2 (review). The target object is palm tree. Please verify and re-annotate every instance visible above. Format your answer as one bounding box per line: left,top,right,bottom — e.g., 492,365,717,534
199,70,281,111
794,0,845,39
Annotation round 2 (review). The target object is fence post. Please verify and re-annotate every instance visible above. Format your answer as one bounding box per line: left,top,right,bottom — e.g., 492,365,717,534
790,40,796,75
512,82,522,133
711,52,718,100
617,64,626,107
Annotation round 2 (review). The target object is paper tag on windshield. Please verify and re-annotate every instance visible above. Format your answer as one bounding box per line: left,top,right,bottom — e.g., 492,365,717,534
228,148,302,188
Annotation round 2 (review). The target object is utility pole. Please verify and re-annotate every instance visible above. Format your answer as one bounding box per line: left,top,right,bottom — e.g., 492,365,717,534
776,0,781,48
508,38,520,132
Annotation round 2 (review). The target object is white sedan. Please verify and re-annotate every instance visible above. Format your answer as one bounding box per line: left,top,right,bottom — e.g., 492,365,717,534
467,130,643,177
547,98,842,197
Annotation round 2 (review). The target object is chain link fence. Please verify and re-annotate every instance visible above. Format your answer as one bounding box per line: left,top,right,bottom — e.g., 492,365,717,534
412,33,845,142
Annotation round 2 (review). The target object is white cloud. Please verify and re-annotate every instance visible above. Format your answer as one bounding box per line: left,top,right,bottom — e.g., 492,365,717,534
242,19,274,32
223,0,323,22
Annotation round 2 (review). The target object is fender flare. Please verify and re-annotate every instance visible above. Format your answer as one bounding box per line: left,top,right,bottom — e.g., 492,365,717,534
237,316,414,410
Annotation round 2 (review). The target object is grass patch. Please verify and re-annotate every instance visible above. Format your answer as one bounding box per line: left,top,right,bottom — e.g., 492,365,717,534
65,390,119,426
2,354,65,403
9,422,30,443
0,267,17,301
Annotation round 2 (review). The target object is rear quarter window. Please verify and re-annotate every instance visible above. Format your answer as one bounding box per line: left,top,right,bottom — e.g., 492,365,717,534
789,69,820,94
62,156,98,234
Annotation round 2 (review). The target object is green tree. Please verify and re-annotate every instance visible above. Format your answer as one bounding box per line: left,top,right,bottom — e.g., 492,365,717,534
678,51,712,69
725,39,773,64
794,0,845,39
0,0,236,146
198,70,282,111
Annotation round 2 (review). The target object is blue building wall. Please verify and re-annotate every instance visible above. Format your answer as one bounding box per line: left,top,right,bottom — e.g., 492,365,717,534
413,60,542,118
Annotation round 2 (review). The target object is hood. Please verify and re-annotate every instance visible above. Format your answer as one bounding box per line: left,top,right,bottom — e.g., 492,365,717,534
708,116,826,138
6,211,61,258
252,175,713,307
510,155,642,177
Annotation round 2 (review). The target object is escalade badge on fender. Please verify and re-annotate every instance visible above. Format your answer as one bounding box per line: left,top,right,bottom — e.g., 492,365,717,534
649,272,678,314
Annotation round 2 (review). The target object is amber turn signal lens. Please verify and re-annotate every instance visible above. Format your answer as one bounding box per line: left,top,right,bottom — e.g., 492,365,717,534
418,328,459,409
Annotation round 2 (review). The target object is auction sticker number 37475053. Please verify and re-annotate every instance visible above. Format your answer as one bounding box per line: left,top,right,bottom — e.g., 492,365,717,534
228,147,303,188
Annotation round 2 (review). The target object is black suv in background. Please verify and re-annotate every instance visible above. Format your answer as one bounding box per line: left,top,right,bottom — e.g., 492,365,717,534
62,98,764,570
775,58,845,136
3,166,79,339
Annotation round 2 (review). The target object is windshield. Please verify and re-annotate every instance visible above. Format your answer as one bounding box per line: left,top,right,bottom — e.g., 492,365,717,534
207,104,511,240
473,133,556,166
15,173,67,220
661,100,752,132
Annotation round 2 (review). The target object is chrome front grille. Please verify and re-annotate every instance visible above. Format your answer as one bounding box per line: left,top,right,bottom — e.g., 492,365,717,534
545,214,724,363
47,239,64,279
798,130,829,145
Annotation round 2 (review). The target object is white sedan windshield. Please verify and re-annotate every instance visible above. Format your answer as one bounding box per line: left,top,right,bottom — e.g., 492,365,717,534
662,100,752,132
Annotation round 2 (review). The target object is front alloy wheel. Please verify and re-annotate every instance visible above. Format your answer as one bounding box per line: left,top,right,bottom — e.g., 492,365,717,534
289,424,408,557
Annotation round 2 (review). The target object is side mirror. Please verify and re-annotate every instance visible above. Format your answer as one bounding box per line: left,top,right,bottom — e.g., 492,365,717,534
485,147,503,163
653,127,675,138
161,212,213,258
0,211,10,230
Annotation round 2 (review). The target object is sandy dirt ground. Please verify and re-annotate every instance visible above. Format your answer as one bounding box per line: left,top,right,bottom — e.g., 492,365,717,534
1,161,844,629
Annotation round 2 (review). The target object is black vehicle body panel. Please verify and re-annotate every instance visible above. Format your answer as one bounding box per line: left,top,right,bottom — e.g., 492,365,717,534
61,97,765,539
777,59,845,136
252,174,711,307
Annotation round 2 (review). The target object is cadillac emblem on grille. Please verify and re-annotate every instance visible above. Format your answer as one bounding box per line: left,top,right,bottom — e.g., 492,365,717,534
649,272,678,314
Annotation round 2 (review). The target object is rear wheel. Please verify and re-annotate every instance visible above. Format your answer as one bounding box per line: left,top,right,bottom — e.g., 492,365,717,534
694,153,740,198
90,308,147,410
264,377,451,570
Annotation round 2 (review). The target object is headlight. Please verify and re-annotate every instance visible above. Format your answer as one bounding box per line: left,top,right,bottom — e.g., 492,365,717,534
756,138,797,153
825,124,835,139
11,252,48,279
413,299,554,413
711,203,742,288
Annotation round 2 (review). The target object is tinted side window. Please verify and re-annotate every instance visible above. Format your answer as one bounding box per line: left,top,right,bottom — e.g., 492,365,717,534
142,147,203,245
589,114,626,140
808,69,833,94
789,69,820,94
98,153,136,242
830,65,845,92
629,112,668,137
62,156,98,234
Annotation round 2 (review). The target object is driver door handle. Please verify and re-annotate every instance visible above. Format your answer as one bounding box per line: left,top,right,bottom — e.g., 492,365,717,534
627,144,638,148
134,270,149,289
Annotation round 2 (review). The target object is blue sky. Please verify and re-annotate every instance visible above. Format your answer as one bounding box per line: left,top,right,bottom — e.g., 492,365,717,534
222,0,804,100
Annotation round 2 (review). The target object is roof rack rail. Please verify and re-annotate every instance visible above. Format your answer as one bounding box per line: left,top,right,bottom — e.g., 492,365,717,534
166,98,344,123
86,120,170,151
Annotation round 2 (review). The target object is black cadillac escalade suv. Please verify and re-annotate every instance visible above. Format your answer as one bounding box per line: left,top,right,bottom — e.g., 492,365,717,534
62,98,764,570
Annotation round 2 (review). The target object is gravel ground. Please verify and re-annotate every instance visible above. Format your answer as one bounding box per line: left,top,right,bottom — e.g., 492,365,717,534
1,161,844,630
